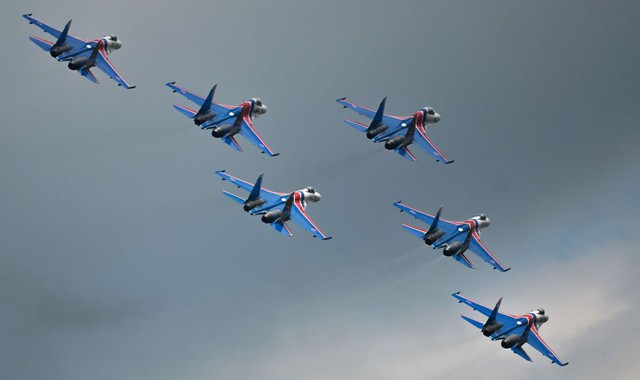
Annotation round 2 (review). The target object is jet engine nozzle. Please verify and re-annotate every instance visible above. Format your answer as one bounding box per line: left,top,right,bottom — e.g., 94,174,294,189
243,198,266,212
443,242,464,256
211,125,232,138
194,111,216,126
68,56,88,71
261,210,282,224
50,43,72,57
384,136,404,150
501,334,522,349
366,125,388,139
423,229,445,245
482,321,503,337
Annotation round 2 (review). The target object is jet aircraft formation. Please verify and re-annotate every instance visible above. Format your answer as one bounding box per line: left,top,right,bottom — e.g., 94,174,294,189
22,13,568,369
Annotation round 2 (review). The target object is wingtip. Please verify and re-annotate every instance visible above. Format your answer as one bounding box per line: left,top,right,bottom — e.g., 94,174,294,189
336,97,346,101
503,267,511,272
270,153,280,157
166,81,176,86
322,236,333,240
127,85,137,89
445,160,455,164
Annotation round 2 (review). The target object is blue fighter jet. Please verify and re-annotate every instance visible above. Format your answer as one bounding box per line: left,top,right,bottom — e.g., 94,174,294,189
393,202,509,272
453,292,569,366
167,82,278,156
337,97,453,163
215,170,331,240
23,14,135,89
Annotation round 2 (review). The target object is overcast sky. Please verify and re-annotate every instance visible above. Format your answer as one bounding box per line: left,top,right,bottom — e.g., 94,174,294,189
1,1,639,379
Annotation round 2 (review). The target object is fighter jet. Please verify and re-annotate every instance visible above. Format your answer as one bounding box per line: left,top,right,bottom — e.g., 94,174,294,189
337,97,453,163
215,170,331,240
167,82,278,156
23,14,135,88
393,202,509,272
453,292,569,366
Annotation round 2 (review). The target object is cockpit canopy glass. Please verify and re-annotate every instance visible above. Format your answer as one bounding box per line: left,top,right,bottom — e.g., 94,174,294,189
426,108,435,115
108,35,118,40
479,214,487,220
255,98,262,106
306,187,315,193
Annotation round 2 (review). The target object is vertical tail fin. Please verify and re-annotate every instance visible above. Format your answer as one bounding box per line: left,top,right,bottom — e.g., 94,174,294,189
280,193,295,221
247,173,264,202
461,229,474,250
484,297,503,328
404,115,417,143
196,84,216,117
52,19,72,49
367,96,387,132
232,103,248,132
81,42,101,70
426,205,444,235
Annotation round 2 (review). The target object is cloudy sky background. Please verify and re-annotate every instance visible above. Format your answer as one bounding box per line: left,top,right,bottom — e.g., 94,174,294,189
1,1,639,379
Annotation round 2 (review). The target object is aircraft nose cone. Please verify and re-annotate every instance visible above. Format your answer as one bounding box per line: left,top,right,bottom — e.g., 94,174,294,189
433,113,441,123
315,192,322,201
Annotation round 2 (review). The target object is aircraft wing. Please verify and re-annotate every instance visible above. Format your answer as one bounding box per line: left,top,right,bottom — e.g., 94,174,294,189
23,14,87,51
527,326,569,366
412,125,454,164
336,98,406,129
237,114,279,157
393,202,458,234
468,231,510,272
214,170,284,204
289,192,331,240
166,82,235,117
452,292,516,328
94,46,135,89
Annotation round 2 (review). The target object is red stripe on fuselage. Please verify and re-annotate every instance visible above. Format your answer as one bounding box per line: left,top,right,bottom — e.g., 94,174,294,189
293,192,325,236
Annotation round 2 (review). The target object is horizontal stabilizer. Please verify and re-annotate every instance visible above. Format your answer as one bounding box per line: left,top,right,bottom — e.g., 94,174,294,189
29,35,53,51
272,220,293,237
396,146,417,161
454,252,476,269
401,224,427,239
461,315,484,329
343,119,368,132
222,191,245,205
222,135,243,152
173,104,197,118
513,346,533,362
80,68,99,84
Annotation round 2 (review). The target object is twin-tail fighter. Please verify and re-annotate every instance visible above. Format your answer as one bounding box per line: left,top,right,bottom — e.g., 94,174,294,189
393,202,509,271
167,82,278,156
337,97,453,163
23,14,135,89
452,292,568,366
215,170,331,240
